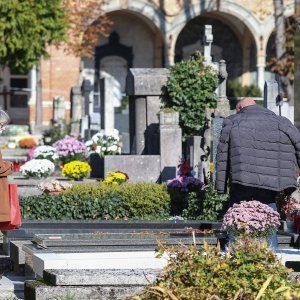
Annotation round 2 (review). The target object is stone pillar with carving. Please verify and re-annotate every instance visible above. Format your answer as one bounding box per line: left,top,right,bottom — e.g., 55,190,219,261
215,60,230,117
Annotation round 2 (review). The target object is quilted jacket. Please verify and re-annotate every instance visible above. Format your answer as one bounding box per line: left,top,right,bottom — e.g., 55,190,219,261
216,105,300,193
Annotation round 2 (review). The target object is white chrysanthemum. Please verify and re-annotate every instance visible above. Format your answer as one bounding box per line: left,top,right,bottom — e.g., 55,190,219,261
86,129,122,157
33,146,58,161
20,159,55,178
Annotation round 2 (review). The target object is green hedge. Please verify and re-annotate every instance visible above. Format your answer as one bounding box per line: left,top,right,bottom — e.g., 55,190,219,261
20,182,171,220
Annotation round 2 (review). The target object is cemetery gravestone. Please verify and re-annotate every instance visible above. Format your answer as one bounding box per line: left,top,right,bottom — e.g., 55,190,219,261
126,68,170,155
52,96,66,127
70,87,81,135
264,80,281,115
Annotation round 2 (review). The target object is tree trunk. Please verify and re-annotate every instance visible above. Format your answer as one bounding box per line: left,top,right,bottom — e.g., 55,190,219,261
273,0,294,103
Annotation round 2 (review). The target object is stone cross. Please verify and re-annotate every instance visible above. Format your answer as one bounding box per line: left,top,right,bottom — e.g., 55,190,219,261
203,25,213,63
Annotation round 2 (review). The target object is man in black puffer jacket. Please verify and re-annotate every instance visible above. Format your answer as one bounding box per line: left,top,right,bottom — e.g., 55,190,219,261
216,98,300,247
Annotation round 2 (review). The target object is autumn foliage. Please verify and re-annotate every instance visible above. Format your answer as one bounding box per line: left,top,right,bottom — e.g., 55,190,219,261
63,0,112,57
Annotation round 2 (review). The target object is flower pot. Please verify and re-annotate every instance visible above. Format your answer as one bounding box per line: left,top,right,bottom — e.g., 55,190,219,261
89,153,104,179
46,191,62,196
286,220,295,233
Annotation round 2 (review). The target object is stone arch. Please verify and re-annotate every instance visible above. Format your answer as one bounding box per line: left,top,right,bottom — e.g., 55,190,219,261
104,0,168,35
174,15,244,79
168,1,261,48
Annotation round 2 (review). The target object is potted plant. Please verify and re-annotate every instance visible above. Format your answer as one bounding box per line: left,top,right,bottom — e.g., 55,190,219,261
85,129,122,158
167,160,206,217
62,160,91,181
85,129,122,178
33,145,59,163
53,136,87,166
20,159,55,179
102,171,129,185
222,200,281,242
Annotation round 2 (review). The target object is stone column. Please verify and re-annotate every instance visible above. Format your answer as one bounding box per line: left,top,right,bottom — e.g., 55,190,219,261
134,97,147,154
159,111,182,182
164,34,175,67
257,54,266,92
29,67,37,131
215,60,230,117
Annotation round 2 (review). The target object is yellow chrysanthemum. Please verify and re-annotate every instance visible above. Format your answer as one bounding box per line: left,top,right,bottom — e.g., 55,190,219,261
62,161,91,180
103,171,128,185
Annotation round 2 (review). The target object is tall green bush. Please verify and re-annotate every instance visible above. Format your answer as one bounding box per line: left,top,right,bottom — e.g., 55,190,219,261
161,52,218,137
20,182,170,220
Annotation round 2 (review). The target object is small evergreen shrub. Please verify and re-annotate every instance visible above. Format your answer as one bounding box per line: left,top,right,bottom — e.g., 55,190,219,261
20,182,170,220
169,181,228,221
134,238,299,300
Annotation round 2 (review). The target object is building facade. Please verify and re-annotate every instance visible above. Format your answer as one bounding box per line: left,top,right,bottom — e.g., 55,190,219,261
0,0,295,130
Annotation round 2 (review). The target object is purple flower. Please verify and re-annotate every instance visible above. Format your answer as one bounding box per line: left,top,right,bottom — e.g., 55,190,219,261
53,136,87,158
167,175,205,192
222,200,281,237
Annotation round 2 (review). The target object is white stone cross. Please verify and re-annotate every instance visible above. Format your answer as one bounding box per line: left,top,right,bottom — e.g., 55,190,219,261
203,25,213,63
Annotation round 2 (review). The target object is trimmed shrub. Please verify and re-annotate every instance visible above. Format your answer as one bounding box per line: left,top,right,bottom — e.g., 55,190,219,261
121,183,170,219
20,182,170,220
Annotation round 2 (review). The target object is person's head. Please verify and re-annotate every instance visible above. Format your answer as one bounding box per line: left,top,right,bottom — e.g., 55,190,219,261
235,97,256,113
0,110,10,133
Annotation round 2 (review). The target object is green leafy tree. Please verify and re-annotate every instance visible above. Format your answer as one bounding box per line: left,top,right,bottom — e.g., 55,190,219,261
0,0,67,73
161,52,218,137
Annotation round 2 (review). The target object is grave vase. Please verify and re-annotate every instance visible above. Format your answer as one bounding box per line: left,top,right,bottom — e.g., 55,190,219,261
89,153,104,179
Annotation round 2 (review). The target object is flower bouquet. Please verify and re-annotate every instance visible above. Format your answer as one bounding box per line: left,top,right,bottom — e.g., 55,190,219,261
103,171,129,185
20,159,55,178
33,145,59,163
222,200,281,238
85,129,122,158
53,136,87,165
62,160,91,180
